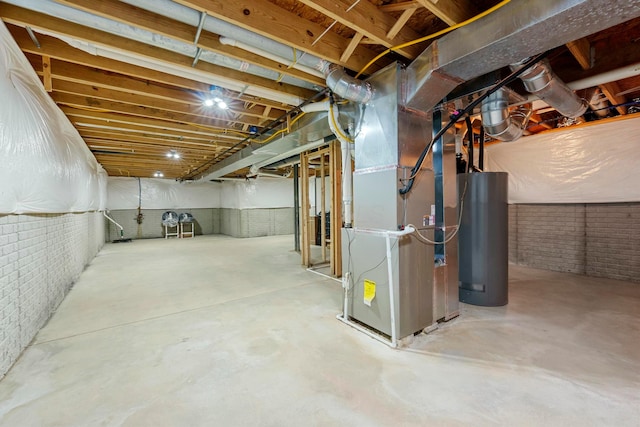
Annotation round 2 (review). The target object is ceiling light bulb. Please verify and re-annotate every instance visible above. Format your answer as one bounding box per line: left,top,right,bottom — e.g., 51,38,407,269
173,153,180,159
203,99,215,107
217,101,228,110
166,152,173,158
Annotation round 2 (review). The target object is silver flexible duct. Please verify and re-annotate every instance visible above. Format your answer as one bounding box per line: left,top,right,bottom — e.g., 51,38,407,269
481,89,532,142
323,63,373,104
510,59,588,118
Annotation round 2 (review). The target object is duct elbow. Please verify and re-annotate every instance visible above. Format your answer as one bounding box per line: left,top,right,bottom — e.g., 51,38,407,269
323,62,373,104
510,59,588,118
481,89,532,142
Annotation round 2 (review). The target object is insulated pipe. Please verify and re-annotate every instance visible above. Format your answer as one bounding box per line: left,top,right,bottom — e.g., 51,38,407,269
323,63,373,104
481,88,532,142
5,0,319,92
510,59,588,118
219,37,325,79
121,0,330,74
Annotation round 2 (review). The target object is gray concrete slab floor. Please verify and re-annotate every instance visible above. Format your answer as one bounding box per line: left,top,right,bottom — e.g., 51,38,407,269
0,235,638,426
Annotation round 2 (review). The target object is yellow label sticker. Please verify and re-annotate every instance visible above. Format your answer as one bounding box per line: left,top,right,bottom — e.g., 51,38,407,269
363,279,376,307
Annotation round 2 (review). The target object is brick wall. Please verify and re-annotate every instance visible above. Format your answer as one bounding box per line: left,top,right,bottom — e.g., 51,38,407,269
509,203,640,283
0,211,104,378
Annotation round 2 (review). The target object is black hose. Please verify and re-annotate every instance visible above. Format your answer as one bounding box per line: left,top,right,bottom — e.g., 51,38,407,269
479,125,485,171
465,116,473,173
398,51,548,195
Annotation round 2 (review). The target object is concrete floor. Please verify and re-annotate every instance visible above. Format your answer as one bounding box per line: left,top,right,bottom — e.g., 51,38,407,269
0,235,638,426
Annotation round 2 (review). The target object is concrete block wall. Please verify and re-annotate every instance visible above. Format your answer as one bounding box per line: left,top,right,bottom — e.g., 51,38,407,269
0,211,104,378
106,208,220,241
220,208,294,238
509,203,640,282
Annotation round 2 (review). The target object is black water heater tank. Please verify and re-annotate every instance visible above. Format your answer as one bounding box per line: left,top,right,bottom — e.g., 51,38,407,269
458,172,508,306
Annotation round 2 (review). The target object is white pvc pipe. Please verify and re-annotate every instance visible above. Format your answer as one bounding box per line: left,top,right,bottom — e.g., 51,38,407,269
220,37,325,79
385,232,397,347
341,139,353,227
568,62,640,91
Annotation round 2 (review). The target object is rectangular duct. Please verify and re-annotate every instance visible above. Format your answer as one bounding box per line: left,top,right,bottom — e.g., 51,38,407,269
404,0,640,112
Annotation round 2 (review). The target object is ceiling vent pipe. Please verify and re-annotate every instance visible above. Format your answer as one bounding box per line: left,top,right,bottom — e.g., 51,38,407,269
322,63,373,104
510,59,588,118
481,88,532,142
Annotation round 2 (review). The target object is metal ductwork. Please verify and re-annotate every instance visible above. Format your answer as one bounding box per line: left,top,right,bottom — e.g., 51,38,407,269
323,63,373,104
403,0,640,113
481,88,533,142
197,112,335,181
510,59,588,118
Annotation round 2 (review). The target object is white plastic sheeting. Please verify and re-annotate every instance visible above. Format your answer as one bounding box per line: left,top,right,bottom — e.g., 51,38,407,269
0,22,106,214
107,177,221,210
485,115,640,203
221,178,293,209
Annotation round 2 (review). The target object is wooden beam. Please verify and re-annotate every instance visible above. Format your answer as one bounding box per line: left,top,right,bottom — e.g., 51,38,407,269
52,92,248,131
54,0,325,86
379,1,420,13
172,0,384,72
76,125,229,145
9,25,289,110
387,6,418,40
566,38,592,70
28,56,285,121
42,55,52,92
61,106,246,141
340,33,364,64
0,4,315,100
296,0,423,59
599,82,627,115
414,0,478,26
79,130,227,150
52,79,263,127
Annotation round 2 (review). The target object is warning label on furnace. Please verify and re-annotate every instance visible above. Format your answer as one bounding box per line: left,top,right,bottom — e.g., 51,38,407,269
363,279,376,307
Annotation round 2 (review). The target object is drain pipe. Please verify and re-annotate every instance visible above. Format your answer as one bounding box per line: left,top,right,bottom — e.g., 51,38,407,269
301,99,355,227
103,210,125,240
481,88,532,142
510,59,588,118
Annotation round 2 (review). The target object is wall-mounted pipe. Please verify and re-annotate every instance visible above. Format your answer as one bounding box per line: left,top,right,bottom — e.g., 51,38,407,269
510,59,588,118
481,88,532,142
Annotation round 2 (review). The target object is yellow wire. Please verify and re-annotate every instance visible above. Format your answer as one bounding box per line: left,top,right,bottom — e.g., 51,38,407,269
355,0,512,78
258,112,307,144
329,103,354,143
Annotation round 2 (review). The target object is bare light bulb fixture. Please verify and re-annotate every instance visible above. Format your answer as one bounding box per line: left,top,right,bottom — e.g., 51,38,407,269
166,150,180,159
153,171,164,178
203,85,229,110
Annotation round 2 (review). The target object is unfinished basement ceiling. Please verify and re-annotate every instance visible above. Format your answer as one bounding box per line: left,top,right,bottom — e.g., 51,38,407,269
1,0,639,179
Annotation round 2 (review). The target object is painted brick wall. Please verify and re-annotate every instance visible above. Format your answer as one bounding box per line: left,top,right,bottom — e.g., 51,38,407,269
0,211,104,378
585,204,640,281
105,208,220,241
509,203,640,283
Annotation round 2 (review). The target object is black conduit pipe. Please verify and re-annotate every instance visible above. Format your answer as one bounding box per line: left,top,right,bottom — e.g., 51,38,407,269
466,117,474,173
479,126,485,171
398,51,548,195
